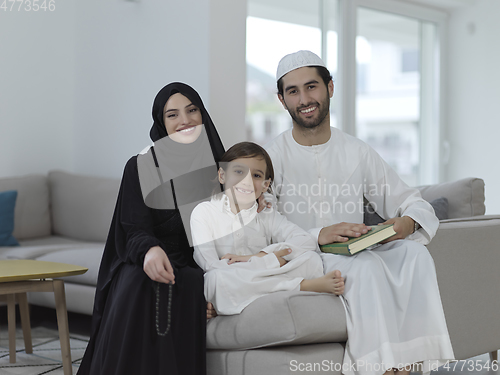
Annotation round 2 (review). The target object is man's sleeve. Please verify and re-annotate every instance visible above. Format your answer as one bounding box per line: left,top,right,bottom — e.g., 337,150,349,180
363,147,439,244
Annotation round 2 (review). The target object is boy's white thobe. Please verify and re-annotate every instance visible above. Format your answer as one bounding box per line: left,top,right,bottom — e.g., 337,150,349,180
191,194,324,315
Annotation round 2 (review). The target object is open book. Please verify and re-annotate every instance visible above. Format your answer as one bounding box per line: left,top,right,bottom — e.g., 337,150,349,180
320,224,396,256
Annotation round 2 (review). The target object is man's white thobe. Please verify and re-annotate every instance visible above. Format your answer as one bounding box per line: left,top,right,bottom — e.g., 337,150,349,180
265,127,454,375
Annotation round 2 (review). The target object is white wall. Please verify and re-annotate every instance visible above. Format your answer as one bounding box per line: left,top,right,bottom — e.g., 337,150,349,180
446,0,500,214
72,0,213,177
0,2,76,176
1,0,246,179
208,0,247,149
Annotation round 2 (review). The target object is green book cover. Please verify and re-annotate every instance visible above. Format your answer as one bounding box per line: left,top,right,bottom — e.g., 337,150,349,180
320,224,396,256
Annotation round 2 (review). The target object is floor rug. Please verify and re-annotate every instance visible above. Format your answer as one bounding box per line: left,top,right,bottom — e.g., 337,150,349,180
0,326,88,375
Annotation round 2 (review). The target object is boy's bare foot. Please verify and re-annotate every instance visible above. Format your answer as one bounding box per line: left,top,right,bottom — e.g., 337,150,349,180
300,270,344,295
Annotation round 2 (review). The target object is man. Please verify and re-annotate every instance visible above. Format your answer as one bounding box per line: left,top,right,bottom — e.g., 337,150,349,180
265,50,454,375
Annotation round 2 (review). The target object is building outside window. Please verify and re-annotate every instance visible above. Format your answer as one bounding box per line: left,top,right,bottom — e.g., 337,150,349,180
246,0,445,186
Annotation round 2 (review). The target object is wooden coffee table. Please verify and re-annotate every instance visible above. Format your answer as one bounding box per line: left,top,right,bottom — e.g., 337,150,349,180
0,260,88,375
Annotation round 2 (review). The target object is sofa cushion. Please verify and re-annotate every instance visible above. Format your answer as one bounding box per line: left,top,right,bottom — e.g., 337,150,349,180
28,282,96,316
429,196,449,220
364,197,449,225
208,343,345,375
35,246,104,286
49,170,120,242
19,235,89,247
0,235,101,261
417,177,485,219
207,291,347,350
0,175,51,240
0,190,19,246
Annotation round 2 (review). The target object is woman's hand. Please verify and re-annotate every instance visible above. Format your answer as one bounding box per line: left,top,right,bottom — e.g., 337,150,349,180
207,302,217,320
256,194,272,213
143,246,175,284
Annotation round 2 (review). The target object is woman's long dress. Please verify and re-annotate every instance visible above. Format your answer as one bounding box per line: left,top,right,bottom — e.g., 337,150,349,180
77,156,206,375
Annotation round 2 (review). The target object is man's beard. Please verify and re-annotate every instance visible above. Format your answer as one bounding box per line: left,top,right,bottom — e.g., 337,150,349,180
286,93,330,130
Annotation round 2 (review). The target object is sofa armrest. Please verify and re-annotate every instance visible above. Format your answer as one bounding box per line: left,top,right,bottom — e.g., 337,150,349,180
427,217,500,360
439,214,500,224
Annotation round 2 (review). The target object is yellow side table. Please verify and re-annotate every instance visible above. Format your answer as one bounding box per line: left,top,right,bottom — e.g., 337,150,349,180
0,260,88,375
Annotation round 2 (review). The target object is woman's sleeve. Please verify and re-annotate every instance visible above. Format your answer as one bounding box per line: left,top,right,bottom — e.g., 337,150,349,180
113,157,164,266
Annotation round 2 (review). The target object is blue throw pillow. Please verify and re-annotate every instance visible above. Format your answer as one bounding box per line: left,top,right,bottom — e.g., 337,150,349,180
0,190,20,246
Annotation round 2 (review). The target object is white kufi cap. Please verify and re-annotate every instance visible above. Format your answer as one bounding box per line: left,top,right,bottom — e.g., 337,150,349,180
276,50,327,81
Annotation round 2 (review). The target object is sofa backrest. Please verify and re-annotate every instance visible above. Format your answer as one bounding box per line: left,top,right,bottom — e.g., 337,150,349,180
49,170,120,242
417,177,485,219
0,174,51,240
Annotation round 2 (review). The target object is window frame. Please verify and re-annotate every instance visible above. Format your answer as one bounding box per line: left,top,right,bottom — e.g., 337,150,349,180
244,0,448,184
338,0,448,184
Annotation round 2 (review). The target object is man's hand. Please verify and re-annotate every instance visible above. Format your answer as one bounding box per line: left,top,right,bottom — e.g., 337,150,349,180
143,246,175,284
257,194,272,213
273,248,291,267
207,302,217,320
379,216,415,243
318,222,370,246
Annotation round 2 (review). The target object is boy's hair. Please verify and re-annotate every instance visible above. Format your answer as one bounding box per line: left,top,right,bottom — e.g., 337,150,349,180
277,66,332,96
220,142,274,194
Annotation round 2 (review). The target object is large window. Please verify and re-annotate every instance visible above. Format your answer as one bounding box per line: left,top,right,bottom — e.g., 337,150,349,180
246,0,339,145
246,0,445,185
356,8,430,186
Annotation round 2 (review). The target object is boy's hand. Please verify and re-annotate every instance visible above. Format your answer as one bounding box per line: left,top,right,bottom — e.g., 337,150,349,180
257,194,272,213
222,253,252,264
222,251,269,264
273,248,291,267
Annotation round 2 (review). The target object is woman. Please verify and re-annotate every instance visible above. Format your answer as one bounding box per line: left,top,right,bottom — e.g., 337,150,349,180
77,82,225,375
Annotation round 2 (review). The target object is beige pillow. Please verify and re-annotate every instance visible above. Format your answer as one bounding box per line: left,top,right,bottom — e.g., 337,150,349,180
417,177,485,219
0,175,50,240
49,170,120,242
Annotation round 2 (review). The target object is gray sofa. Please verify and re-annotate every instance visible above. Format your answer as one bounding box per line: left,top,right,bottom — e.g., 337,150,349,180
0,170,119,315
206,177,500,374
1,172,499,374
